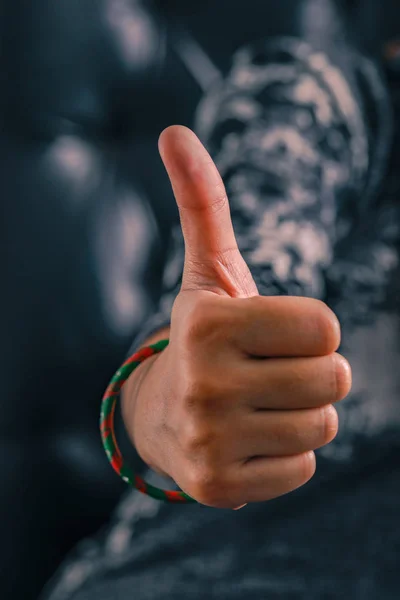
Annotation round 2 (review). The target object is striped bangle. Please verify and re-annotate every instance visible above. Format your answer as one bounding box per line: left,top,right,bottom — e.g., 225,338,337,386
100,339,196,504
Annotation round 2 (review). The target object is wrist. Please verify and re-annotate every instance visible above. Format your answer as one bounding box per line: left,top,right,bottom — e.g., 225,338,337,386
121,353,159,432
121,327,171,475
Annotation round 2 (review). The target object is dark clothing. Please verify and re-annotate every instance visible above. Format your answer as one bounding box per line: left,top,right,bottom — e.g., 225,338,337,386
43,36,400,600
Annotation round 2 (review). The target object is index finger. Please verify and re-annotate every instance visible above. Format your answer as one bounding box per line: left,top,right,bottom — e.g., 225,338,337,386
226,296,341,357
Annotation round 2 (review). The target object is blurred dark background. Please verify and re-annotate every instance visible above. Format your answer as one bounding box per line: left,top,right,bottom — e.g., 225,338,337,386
0,1,399,599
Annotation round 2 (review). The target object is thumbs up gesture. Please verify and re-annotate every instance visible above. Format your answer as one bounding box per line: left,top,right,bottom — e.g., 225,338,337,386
125,126,351,509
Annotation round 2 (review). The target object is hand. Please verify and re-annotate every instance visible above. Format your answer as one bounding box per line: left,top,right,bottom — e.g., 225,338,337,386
124,125,352,509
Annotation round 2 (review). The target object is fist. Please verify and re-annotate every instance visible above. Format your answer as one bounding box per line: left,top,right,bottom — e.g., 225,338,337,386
128,126,352,509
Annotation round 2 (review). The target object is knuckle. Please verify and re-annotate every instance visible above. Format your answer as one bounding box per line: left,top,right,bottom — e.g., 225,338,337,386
185,465,228,507
209,187,228,213
289,362,310,391
180,418,216,455
183,296,220,344
182,376,218,412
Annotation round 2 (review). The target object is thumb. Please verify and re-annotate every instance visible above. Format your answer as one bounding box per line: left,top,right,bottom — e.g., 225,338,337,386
158,125,258,297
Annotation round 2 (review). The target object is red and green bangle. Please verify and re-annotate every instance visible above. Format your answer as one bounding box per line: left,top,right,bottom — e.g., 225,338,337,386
100,339,196,504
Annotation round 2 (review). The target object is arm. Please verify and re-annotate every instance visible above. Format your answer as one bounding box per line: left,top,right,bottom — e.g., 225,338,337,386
123,40,351,423
121,42,355,505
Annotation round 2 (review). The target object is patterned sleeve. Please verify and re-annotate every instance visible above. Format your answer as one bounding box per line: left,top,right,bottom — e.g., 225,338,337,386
130,38,369,352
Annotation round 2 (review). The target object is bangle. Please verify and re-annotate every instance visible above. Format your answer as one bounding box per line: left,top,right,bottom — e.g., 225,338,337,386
100,339,196,504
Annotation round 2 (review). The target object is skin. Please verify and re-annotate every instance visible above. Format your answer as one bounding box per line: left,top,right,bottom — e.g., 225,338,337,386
122,125,352,510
